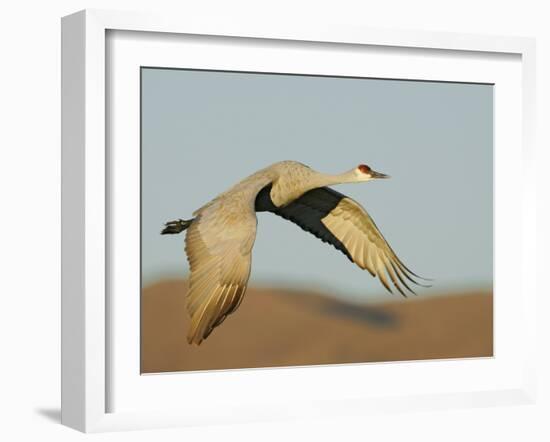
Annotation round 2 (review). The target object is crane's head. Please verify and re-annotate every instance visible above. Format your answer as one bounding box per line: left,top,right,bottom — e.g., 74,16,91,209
355,164,390,181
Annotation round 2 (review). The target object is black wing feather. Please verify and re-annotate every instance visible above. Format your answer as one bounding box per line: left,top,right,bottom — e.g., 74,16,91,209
255,184,353,262
255,183,429,296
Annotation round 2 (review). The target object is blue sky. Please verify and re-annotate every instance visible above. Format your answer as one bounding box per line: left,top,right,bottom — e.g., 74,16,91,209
141,68,493,301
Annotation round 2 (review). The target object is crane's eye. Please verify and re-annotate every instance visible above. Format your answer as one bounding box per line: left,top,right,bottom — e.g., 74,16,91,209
358,164,371,174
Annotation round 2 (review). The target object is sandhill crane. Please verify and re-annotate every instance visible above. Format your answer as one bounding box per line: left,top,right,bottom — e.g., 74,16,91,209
162,160,428,345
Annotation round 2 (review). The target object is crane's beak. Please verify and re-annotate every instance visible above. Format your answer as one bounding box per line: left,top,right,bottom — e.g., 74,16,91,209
370,170,390,179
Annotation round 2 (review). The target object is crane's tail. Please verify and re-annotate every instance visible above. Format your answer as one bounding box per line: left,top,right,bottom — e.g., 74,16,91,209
161,218,194,235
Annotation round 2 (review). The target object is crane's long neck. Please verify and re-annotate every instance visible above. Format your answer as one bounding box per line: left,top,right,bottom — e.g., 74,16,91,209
269,167,361,208
310,169,359,187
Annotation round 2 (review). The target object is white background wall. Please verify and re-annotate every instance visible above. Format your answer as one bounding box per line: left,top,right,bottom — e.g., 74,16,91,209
0,1,548,441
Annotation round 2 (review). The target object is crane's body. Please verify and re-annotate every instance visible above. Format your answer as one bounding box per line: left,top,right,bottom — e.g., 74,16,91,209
162,160,428,345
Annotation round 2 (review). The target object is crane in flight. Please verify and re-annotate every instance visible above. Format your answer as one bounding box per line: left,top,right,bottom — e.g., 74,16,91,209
162,160,429,344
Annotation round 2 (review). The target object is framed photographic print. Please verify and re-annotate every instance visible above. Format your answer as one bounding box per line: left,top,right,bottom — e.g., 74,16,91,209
61,9,537,432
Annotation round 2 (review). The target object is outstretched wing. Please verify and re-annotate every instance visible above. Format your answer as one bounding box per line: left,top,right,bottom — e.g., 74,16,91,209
184,200,257,345
257,185,427,296
321,197,429,296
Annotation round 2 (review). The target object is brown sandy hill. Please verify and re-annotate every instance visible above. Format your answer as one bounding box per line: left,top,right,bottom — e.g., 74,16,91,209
141,280,492,373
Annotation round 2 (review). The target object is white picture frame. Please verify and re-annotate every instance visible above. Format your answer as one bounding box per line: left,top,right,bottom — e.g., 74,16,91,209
61,9,537,433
